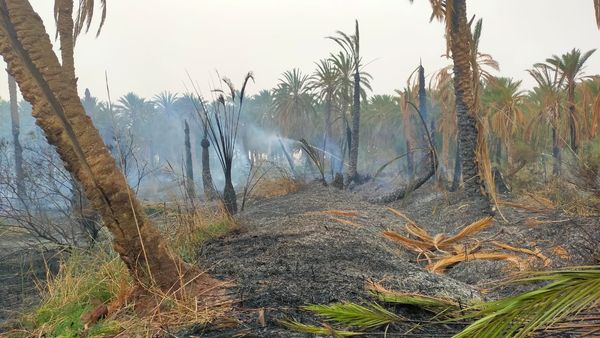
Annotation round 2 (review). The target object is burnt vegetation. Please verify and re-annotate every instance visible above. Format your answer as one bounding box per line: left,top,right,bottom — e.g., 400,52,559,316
0,0,600,337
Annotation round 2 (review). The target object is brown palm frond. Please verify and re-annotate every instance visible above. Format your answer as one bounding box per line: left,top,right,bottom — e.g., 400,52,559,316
428,251,526,274
383,231,432,252
491,241,551,267
437,217,493,247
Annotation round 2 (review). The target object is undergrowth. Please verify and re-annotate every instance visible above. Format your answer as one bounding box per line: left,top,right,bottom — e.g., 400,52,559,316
8,203,235,337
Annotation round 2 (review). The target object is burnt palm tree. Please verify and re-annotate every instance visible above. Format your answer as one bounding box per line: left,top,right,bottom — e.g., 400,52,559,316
195,73,254,214
544,48,596,153
7,73,24,200
328,20,365,185
412,0,491,214
309,59,340,156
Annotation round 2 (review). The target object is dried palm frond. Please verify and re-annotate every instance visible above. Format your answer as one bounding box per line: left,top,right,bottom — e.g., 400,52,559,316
427,251,526,274
491,241,551,267
454,267,600,338
330,217,360,227
383,230,432,252
437,217,493,247
299,138,327,184
320,210,359,217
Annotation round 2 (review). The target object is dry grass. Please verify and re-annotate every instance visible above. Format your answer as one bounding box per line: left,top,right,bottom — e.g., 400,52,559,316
8,204,236,337
250,177,301,199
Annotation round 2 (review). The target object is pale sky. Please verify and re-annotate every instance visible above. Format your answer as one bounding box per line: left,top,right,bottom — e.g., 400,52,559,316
1,0,599,101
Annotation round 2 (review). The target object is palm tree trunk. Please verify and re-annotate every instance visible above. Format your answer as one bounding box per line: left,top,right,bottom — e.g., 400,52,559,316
448,0,491,214
201,136,217,200
223,165,237,214
450,141,461,191
568,86,578,153
55,0,75,83
184,120,195,199
8,73,24,199
325,91,333,179
552,125,561,176
346,70,361,184
0,0,220,294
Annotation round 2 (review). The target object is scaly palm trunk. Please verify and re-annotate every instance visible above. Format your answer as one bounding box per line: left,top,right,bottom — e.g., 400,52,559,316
552,123,561,176
450,141,461,191
0,0,220,294
184,120,195,199
346,70,361,184
201,135,217,200
449,0,491,214
567,85,578,153
324,90,333,179
8,73,24,199
223,164,237,214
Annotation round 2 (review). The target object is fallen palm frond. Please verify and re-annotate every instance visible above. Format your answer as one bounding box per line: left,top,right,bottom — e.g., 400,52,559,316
279,320,363,337
320,210,359,217
384,230,432,252
330,217,360,227
427,252,526,274
367,282,459,313
492,241,551,267
437,217,493,247
303,302,404,330
454,267,600,338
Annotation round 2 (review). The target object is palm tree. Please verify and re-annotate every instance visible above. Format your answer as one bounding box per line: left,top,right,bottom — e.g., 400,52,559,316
272,68,315,139
481,77,525,168
527,63,566,176
412,0,492,215
544,48,596,153
309,59,340,156
153,91,179,117
328,20,366,185
0,0,220,294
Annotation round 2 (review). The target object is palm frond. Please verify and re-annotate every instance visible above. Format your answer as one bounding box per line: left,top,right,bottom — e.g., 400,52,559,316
303,302,403,330
454,267,600,338
279,320,363,337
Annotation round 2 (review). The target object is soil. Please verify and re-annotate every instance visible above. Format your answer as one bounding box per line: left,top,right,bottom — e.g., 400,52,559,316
183,181,600,337
1,180,598,337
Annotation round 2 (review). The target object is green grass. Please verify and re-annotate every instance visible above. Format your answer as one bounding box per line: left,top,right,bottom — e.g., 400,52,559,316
17,248,129,337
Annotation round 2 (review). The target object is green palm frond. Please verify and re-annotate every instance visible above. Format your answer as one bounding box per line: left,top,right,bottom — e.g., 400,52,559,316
454,267,600,338
303,302,403,330
279,320,363,337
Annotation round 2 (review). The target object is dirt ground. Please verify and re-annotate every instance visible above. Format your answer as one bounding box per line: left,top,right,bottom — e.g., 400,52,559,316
1,180,598,337
187,181,600,337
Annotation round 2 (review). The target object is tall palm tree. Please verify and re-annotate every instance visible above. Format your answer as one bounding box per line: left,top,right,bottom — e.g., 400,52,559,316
527,63,565,176
412,0,492,215
328,20,365,185
153,91,179,117
0,0,220,294
309,59,340,156
272,68,315,139
481,77,526,168
544,48,596,153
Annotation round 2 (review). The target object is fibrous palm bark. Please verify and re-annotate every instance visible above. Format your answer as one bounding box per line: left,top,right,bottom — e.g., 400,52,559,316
201,134,217,200
184,120,195,199
448,0,491,214
0,0,219,294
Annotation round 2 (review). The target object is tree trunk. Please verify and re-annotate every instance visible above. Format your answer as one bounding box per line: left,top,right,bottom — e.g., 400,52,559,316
568,85,578,153
552,125,561,176
324,90,333,180
8,73,24,199
0,0,220,294
55,0,75,83
406,139,414,178
223,167,237,214
201,137,217,200
448,0,491,214
346,70,361,184
450,141,461,191
184,120,195,199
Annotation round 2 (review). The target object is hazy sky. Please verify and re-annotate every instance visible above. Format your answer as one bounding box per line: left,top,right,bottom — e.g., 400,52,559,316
1,0,599,101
